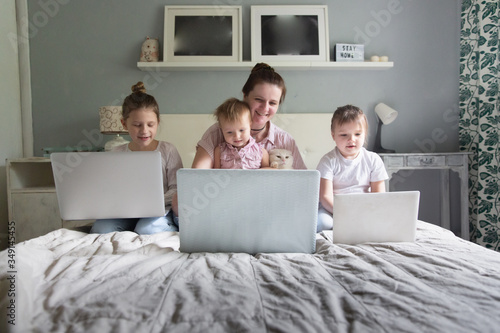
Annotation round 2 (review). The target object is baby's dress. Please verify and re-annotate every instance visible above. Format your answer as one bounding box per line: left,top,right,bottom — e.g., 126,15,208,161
219,136,263,169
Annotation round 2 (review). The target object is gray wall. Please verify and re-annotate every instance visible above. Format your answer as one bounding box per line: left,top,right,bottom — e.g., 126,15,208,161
27,0,462,231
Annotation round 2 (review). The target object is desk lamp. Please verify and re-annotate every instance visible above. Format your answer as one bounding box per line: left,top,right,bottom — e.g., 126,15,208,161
99,106,129,151
373,103,398,153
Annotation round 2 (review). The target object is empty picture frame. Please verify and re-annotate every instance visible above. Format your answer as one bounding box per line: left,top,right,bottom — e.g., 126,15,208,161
251,5,330,62
164,6,242,62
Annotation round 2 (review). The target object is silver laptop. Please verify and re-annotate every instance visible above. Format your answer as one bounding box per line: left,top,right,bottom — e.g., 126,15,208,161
331,191,420,244
51,151,166,220
177,169,320,254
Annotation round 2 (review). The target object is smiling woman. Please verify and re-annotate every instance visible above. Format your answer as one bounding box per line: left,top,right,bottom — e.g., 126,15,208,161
191,63,307,170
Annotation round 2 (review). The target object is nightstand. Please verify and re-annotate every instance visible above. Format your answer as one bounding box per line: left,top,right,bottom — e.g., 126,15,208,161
6,158,61,243
378,153,470,240
6,158,92,243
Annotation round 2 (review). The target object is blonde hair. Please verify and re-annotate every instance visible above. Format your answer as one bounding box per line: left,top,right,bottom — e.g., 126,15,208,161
122,81,160,122
331,104,369,144
214,98,252,125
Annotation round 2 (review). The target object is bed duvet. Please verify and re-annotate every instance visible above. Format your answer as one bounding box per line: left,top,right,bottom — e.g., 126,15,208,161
1,221,500,333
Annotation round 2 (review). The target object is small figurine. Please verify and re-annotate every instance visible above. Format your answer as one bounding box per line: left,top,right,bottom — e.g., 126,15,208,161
140,37,160,62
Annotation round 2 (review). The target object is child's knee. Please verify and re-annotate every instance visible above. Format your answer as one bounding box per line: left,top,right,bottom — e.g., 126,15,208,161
317,211,333,232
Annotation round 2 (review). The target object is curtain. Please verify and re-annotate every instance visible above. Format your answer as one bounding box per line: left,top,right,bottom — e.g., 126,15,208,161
460,0,500,250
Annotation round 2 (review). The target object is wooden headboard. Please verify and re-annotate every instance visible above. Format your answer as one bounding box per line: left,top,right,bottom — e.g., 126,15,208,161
156,113,335,169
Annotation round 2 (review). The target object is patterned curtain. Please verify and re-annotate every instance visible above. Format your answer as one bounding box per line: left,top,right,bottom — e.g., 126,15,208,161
460,0,500,250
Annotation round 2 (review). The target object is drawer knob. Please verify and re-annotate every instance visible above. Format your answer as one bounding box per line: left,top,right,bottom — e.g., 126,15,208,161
420,158,434,165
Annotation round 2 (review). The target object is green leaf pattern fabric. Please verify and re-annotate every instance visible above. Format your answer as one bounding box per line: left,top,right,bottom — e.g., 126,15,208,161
460,0,500,250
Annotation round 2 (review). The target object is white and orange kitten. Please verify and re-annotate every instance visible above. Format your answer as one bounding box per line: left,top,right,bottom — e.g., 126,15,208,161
269,149,294,169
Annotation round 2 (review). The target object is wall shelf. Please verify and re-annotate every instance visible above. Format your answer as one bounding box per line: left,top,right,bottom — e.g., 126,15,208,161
137,61,394,71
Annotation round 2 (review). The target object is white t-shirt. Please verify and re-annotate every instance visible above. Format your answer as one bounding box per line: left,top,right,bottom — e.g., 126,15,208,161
316,147,388,194
114,141,183,210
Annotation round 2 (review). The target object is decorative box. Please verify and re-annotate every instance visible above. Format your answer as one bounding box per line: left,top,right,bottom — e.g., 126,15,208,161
334,44,364,62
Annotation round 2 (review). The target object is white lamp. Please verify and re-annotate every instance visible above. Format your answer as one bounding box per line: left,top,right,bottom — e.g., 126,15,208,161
374,103,398,153
99,106,129,151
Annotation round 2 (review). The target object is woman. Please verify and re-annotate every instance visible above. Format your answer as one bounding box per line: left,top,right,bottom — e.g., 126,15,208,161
192,63,307,169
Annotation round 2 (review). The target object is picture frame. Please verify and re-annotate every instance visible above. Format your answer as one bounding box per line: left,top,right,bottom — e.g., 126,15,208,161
164,6,242,62
251,5,330,62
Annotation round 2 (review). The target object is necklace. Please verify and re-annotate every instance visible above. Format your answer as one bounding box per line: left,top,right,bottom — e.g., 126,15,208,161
251,124,266,132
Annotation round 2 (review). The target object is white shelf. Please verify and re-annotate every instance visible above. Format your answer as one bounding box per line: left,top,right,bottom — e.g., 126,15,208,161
11,187,56,193
137,61,394,71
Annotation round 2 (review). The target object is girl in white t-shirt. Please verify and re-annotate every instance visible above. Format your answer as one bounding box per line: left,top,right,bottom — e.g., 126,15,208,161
316,105,388,232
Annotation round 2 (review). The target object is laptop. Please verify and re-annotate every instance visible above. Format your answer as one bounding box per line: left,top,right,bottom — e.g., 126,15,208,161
177,169,320,254
51,151,166,220
331,191,420,244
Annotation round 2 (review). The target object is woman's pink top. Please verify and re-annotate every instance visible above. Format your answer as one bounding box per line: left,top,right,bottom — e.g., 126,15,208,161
219,136,263,169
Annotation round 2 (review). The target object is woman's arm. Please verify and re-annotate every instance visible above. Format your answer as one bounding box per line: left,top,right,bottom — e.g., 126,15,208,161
213,146,221,169
192,146,214,169
289,142,307,169
260,148,270,168
370,180,386,193
319,178,334,214
271,125,307,169
192,123,223,169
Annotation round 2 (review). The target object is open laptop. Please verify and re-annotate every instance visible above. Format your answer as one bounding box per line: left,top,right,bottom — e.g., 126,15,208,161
51,151,166,220
331,191,420,244
177,169,320,254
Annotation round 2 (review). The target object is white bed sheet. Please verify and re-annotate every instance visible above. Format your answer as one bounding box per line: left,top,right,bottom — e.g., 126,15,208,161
1,221,500,333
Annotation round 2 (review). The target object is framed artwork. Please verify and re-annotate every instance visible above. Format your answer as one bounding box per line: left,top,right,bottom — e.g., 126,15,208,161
251,5,330,62
164,6,242,62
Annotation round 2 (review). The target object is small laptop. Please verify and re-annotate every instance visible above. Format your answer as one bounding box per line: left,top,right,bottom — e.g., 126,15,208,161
331,191,420,244
177,169,320,254
51,151,166,220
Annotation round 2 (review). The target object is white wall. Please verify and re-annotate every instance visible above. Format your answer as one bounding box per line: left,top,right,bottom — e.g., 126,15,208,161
0,0,24,248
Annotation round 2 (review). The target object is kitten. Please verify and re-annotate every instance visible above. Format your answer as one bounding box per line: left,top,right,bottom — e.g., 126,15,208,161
269,149,294,169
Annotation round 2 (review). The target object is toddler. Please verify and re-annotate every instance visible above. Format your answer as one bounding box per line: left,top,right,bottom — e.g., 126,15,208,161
316,104,389,232
213,98,269,169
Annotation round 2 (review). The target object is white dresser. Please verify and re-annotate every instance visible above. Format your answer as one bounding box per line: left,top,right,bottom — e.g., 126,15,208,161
378,153,470,240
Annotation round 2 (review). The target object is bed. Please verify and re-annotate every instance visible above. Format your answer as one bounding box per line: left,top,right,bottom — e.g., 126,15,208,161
1,114,500,332
2,222,500,332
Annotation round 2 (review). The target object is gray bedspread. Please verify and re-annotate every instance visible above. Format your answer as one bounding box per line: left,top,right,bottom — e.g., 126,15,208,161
1,221,500,333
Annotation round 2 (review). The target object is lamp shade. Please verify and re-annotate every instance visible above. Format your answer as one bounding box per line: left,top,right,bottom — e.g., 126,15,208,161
374,103,398,125
99,106,128,134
